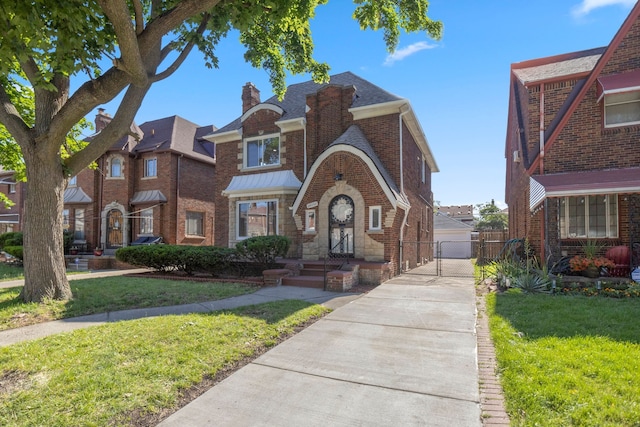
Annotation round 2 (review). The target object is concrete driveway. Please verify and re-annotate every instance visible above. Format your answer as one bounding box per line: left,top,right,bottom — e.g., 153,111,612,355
159,273,481,427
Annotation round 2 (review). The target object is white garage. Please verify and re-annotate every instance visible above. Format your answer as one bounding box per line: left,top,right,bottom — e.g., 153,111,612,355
433,212,475,259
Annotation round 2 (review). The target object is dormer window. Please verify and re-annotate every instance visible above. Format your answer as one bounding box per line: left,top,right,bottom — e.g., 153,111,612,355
244,134,280,168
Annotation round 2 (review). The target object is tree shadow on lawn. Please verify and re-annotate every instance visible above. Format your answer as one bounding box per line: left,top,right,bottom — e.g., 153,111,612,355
493,292,640,344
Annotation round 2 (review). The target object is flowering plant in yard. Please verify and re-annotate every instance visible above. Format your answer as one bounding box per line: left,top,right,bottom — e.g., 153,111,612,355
569,255,615,272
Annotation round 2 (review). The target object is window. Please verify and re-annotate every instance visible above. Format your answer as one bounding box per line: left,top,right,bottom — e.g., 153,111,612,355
68,176,77,187
244,135,280,168
62,209,70,231
9,183,15,193
421,156,426,183
110,157,122,178
140,208,153,234
560,195,618,239
144,158,157,177
74,209,85,240
237,200,277,239
186,211,204,236
305,210,316,232
604,91,640,127
369,206,382,230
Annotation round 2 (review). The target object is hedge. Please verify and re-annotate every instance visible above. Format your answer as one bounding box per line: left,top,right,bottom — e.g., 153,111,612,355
4,245,23,260
0,232,23,249
235,235,291,268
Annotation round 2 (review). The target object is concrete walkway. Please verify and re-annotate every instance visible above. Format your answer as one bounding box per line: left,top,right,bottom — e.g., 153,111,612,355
159,273,482,427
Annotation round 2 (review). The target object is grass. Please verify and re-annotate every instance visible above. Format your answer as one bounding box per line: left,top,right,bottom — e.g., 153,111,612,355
0,299,329,426
0,263,24,281
0,277,259,331
487,291,640,426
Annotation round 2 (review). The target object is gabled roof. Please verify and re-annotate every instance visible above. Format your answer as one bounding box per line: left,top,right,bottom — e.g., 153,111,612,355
206,71,438,172
292,125,410,213
434,211,474,231
212,71,402,134
512,47,605,85
523,1,640,174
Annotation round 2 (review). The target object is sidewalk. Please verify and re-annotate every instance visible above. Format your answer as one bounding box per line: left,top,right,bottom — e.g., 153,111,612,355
158,273,483,427
0,280,360,348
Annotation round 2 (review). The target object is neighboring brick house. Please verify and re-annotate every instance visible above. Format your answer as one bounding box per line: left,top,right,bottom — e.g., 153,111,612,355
0,168,24,234
64,110,216,254
505,3,640,262
204,72,438,275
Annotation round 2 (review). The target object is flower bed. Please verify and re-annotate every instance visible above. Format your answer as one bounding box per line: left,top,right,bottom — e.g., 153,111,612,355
555,277,640,298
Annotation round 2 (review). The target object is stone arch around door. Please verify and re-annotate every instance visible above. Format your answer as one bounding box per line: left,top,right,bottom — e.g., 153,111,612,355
101,202,128,251
318,182,366,259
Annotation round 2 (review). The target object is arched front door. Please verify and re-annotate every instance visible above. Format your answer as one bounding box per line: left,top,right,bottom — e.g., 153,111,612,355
106,209,123,249
329,195,354,258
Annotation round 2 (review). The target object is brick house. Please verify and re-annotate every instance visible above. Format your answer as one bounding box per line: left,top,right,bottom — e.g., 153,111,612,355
505,3,640,263
0,168,24,234
65,110,216,254
204,72,438,276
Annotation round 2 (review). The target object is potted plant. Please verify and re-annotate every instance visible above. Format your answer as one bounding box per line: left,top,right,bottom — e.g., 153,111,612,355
569,240,615,278
93,246,103,256
69,246,79,255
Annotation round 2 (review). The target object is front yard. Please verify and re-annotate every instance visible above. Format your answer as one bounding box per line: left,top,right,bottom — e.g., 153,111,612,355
487,291,640,426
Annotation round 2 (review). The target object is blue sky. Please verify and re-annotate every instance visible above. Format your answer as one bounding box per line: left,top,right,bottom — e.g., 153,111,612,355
98,0,636,210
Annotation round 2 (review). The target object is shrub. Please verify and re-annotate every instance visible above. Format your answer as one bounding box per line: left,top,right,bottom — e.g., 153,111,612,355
235,235,290,269
0,232,23,249
116,245,238,276
4,245,23,260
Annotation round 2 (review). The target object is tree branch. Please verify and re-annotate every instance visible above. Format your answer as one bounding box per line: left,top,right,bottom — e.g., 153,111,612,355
132,0,145,35
0,85,32,145
98,0,148,86
64,83,151,175
151,14,210,83
138,0,221,53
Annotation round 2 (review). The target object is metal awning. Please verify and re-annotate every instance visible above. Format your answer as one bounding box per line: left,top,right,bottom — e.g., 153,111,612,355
529,167,640,210
130,190,167,205
222,170,302,198
597,70,640,102
63,187,92,204
0,213,19,223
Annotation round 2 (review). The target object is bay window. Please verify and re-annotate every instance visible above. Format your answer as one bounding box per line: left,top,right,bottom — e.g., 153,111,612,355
559,194,618,239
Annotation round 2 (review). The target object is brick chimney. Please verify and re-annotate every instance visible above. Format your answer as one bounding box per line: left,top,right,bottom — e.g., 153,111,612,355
95,108,112,132
242,82,260,114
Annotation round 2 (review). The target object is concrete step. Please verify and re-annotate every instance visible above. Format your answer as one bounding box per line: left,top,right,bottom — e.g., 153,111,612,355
299,268,327,277
281,275,325,289
68,258,89,271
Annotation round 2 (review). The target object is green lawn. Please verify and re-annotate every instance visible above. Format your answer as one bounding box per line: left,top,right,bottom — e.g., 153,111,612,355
0,300,329,426
0,277,259,331
488,291,640,426
0,263,24,281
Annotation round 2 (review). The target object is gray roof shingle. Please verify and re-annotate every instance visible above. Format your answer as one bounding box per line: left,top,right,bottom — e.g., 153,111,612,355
213,71,403,134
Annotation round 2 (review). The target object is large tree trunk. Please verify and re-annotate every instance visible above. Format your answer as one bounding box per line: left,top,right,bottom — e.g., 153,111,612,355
19,146,71,302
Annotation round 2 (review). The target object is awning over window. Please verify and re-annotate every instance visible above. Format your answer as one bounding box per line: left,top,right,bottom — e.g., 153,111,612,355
222,170,302,198
529,167,640,211
63,187,92,204
0,214,19,223
130,190,167,205
597,70,640,102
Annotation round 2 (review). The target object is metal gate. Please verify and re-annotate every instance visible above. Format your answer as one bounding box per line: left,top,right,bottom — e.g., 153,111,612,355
402,241,476,278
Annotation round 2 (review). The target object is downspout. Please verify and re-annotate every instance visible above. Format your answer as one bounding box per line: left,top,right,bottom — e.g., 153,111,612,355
176,155,181,244
302,118,308,178
539,83,546,261
398,104,411,272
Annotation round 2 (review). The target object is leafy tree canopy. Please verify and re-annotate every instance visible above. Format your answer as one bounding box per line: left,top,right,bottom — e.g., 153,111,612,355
476,200,508,231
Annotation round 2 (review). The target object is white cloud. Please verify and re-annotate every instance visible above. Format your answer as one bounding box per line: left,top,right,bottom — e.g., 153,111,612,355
383,41,436,66
571,0,636,18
